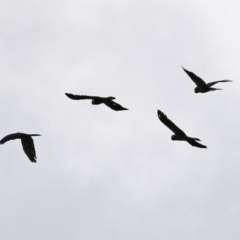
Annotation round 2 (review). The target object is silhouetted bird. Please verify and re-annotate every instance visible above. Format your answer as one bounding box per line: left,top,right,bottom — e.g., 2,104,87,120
157,110,207,148
182,67,232,93
65,93,128,111
0,133,41,162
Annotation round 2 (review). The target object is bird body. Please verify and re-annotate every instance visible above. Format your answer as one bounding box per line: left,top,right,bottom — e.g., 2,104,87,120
182,67,232,93
0,133,41,162
65,93,128,111
157,110,207,148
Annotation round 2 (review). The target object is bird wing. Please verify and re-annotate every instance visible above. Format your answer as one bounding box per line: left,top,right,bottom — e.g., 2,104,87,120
182,67,207,87
21,136,37,163
103,100,128,111
157,110,185,136
207,80,233,87
65,93,98,100
187,138,207,148
0,133,24,144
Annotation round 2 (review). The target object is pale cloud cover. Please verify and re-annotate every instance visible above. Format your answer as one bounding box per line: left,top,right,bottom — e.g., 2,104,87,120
0,1,239,239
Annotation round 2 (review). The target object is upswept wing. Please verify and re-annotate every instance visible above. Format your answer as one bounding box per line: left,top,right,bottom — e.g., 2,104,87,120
0,133,24,144
65,93,98,100
21,136,37,163
103,100,128,111
207,80,233,87
157,110,185,136
182,67,206,87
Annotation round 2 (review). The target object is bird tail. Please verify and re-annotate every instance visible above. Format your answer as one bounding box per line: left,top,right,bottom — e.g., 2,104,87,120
209,87,222,91
187,137,207,148
191,137,201,142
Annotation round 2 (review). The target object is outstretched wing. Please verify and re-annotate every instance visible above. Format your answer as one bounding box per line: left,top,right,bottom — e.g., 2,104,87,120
21,136,37,163
65,93,98,100
157,110,185,136
207,80,233,87
103,100,128,111
187,138,207,148
182,67,207,87
0,133,24,144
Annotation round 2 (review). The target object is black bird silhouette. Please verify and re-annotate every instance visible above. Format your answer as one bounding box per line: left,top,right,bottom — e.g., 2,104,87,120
182,67,232,93
65,93,128,111
0,133,41,162
157,110,207,148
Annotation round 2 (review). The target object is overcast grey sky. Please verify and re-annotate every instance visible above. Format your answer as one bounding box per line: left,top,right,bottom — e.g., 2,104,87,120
0,1,240,239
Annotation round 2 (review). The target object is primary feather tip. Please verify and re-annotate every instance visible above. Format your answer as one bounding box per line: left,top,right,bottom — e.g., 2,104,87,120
157,110,164,118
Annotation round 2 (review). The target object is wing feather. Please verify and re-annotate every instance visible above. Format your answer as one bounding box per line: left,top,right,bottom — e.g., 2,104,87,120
207,80,232,87
65,93,98,100
0,133,24,144
157,110,185,136
182,67,207,87
103,100,128,111
21,136,37,163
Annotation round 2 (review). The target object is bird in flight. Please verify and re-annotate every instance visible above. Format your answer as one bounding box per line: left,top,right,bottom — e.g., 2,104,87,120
0,133,41,162
65,93,128,111
157,110,207,148
182,67,232,93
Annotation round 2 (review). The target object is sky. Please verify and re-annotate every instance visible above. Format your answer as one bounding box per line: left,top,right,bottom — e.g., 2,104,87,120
0,0,240,239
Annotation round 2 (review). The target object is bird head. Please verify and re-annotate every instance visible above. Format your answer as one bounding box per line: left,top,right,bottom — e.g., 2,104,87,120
92,99,102,105
194,87,200,93
171,135,177,140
